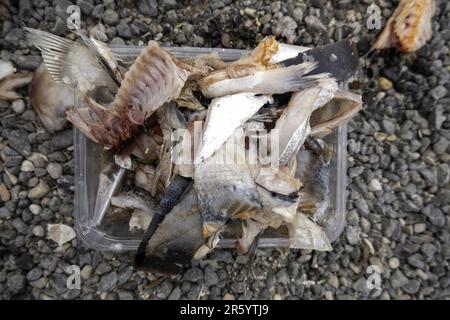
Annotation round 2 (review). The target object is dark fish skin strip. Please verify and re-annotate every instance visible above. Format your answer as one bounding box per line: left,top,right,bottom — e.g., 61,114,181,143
281,40,359,82
134,174,192,272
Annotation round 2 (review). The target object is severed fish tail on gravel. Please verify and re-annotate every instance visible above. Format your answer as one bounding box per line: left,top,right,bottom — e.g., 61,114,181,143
66,41,190,150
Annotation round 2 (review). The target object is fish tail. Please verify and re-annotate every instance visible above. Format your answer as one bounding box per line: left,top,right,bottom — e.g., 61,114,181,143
252,62,336,94
24,27,74,84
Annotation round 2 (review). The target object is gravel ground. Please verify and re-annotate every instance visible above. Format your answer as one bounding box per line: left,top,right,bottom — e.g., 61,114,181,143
0,0,449,300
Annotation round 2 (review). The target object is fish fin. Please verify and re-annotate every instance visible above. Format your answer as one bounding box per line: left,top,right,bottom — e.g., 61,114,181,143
203,61,335,97
25,27,116,92
24,27,74,84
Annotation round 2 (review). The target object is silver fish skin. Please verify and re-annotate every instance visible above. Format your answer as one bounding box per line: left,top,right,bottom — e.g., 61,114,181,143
194,128,262,238
274,79,337,165
197,93,273,164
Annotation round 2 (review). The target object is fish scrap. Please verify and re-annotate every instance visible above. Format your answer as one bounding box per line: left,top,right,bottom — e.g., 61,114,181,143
30,30,363,274
372,0,436,53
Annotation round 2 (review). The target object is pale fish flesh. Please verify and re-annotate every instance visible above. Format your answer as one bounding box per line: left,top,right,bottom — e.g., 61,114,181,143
198,36,280,91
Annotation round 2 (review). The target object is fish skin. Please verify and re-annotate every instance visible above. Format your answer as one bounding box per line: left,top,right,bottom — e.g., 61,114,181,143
194,128,262,238
281,40,359,82
197,93,273,164
134,174,193,272
135,188,204,274
310,90,362,137
274,79,338,165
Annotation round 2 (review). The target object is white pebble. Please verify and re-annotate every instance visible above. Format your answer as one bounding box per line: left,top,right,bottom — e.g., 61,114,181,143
388,257,400,269
12,99,25,114
0,59,16,80
33,225,45,237
21,160,35,172
47,224,76,246
29,204,42,215
369,179,382,192
46,162,63,179
414,223,426,233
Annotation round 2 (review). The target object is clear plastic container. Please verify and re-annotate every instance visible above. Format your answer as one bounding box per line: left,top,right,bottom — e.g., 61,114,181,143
73,46,348,252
